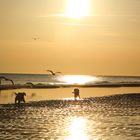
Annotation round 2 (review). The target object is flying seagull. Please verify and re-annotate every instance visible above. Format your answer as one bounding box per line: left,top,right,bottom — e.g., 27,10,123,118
32,37,40,40
0,76,14,85
46,70,61,76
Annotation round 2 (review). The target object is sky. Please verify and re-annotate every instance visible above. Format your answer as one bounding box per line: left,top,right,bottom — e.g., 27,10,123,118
0,0,140,75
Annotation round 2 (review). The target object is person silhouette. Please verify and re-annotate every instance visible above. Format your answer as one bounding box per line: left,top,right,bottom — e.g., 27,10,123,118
72,88,80,100
15,92,26,104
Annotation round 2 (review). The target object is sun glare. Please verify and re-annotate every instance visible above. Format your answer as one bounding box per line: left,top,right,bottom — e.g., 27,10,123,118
60,75,97,85
65,0,89,19
66,117,89,140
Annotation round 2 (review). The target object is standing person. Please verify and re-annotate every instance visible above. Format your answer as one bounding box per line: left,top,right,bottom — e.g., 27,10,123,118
72,88,80,100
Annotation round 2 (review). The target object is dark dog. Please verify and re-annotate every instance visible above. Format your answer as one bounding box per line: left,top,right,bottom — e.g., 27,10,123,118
72,88,80,100
15,92,26,104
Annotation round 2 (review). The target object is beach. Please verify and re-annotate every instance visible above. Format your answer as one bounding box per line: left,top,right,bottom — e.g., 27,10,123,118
1,87,140,104
0,93,139,140
1,0,140,139
0,74,140,139
0,87,140,140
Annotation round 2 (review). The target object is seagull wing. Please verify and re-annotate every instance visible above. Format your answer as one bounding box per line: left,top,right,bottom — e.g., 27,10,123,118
46,70,55,75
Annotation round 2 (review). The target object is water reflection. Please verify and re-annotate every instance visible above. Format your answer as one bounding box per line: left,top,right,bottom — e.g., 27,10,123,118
60,75,98,85
0,94,139,140
66,117,89,140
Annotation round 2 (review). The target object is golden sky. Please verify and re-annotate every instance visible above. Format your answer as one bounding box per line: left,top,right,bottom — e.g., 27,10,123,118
0,0,140,75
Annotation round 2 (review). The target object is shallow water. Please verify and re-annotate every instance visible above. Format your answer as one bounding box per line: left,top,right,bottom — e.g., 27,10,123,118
0,94,140,140
1,87,140,104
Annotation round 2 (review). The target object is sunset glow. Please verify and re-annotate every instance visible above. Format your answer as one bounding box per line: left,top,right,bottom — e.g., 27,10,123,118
65,0,90,19
0,1,140,139
0,0,140,75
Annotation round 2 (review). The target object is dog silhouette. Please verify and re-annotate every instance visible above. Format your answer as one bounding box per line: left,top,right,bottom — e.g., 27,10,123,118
15,92,26,104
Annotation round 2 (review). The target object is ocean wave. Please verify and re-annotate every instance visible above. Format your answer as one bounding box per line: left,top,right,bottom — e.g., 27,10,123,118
1,82,140,90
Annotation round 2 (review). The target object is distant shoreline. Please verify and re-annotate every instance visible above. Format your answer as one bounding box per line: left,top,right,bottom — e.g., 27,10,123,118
1,73,140,77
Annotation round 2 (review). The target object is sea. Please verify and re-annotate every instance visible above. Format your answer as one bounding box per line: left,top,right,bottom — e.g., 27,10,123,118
1,73,140,87
0,73,140,140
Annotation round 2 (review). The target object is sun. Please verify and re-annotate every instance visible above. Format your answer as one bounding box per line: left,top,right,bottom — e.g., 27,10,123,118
65,0,89,19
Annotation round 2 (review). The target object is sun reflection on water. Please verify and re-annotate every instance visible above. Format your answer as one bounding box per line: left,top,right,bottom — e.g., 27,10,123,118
60,75,98,85
66,117,89,140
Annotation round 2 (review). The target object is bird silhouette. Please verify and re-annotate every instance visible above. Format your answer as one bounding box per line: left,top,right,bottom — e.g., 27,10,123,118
0,76,14,85
46,70,61,76
32,37,39,40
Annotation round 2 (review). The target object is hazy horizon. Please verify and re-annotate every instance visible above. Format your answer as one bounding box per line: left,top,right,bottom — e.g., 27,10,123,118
0,0,140,76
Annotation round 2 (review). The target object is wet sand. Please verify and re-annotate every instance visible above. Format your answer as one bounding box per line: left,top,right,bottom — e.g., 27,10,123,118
0,93,140,140
1,87,140,104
